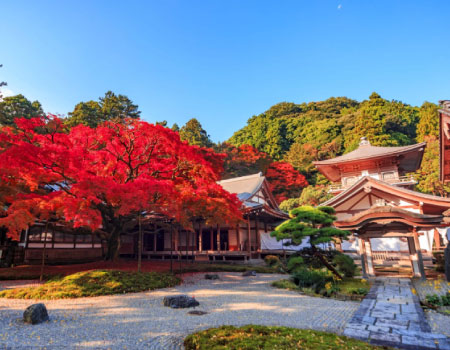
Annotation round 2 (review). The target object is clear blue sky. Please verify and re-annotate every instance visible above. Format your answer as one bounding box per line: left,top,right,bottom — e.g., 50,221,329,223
1,1,449,142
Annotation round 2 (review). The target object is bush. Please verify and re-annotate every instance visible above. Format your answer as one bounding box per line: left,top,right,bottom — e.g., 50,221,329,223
287,256,304,272
292,268,333,294
426,292,450,307
349,288,369,295
264,255,280,267
433,252,445,273
333,254,357,277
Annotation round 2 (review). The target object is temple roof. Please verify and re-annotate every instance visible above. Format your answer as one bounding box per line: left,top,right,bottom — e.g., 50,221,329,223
217,173,288,219
218,173,265,201
314,138,426,182
334,206,442,230
321,176,450,214
314,139,426,166
439,100,450,116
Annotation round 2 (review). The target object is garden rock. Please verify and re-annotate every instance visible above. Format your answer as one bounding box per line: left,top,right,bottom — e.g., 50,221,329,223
163,295,199,309
205,274,219,280
445,243,450,282
23,303,49,324
242,270,257,277
188,310,207,315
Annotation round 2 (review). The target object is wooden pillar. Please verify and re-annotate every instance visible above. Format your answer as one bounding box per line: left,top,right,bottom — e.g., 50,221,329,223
247,217,251,255
236,224,241,251
255,217,260,253
365,239,375,277
407,236,421,277
198,224,203,252
210,227,214,251
413,228,426,280
174,228,179,252
216,224,221,252
358,236,368,278
153,228,157,253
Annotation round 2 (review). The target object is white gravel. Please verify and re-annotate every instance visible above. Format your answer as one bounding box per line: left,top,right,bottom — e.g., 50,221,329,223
0,273,360,349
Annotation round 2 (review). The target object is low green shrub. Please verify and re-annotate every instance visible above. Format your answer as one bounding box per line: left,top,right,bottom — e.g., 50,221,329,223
271,279,298,290
426,292,450,307
286,256,304,272
264,255,280,267
292,268,333,294
333,254,357,278
349,288,369,295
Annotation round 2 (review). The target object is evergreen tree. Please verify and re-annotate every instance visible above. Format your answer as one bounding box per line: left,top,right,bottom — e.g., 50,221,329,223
271,206,349,279
66,91,140,128
0,94,44,126
416,102,439,142
179,118,214,147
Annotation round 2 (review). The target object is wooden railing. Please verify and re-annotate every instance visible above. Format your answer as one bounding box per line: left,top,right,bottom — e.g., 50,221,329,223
329,175,417,193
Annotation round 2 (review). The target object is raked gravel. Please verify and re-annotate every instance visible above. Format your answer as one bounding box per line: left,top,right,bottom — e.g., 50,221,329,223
0,272,360,350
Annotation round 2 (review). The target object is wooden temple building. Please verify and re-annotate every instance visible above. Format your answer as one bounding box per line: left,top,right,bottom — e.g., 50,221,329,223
119,173,289,262
0,173,289,265
314,137,450,278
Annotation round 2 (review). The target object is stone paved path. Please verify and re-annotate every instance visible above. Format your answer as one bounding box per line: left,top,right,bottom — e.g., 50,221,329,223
344,278,450,350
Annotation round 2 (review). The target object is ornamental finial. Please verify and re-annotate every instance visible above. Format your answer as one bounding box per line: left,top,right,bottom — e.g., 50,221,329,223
359,137,371,146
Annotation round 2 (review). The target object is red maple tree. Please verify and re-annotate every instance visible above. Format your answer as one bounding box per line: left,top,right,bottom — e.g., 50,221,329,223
265,161,308,203
0,116,242,259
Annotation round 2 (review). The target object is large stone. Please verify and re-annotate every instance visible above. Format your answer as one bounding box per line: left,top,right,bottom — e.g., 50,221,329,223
163,295,199,309
445,243,450,282
204,274,219,280
242,270,256,277
23,303,49,325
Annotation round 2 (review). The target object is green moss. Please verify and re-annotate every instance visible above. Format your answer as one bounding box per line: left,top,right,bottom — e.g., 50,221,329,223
0,270,180,299
184,325,391,350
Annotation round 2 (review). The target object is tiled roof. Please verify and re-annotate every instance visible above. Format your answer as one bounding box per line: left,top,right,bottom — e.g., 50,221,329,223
217,173,265,201
314,140,426,165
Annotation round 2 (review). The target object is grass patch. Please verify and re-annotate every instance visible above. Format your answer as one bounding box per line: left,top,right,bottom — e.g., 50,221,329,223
184,325,390,350
0,270,180,299
178,263,280,274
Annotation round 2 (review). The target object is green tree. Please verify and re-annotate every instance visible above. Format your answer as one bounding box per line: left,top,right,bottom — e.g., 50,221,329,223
171,123,180,132
271,206,349,278
66,91,140,128
179,118,214,147
279,185,332,211
416,102,439,142
414,136,450,196
65,101,103,128
0,94,44,126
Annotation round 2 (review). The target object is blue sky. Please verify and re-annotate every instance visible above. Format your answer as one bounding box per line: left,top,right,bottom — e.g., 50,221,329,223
1,1,449,142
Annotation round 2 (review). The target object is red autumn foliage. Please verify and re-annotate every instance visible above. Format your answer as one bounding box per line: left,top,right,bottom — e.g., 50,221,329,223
218,143,308,203
218,143,272,179
265,161,308,203
0,116,242,259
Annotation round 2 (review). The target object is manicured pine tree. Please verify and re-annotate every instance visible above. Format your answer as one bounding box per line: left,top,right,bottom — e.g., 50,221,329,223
271,205,349,279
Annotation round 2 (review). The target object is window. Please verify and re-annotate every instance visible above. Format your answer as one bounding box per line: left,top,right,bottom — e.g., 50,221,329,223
382,171,396,181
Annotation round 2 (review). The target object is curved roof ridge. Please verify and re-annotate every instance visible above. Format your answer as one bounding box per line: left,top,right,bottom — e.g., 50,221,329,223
314,142,426,165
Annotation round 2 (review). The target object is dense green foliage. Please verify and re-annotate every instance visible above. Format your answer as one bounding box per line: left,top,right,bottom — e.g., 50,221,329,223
184,325,385,350
0,94,44,126
227,92,443,200
65,91,141,127
0,270,180,299
332,254,357,278
179,118,214,147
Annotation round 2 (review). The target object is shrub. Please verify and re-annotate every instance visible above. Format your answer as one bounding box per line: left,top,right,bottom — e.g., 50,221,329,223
292,268,333,294
294,248,343,269
333,254,357,278
349,288,369,295
287,256,304,272
264,255,280,267
426,294,442,307
433,252,445,273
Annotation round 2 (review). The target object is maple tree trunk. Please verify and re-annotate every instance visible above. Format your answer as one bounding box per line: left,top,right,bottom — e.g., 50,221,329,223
310,244,343,280
105,228,121,261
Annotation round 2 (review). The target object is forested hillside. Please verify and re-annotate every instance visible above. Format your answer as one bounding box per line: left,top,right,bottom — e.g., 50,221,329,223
0,88,447,209
227,92,447,208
